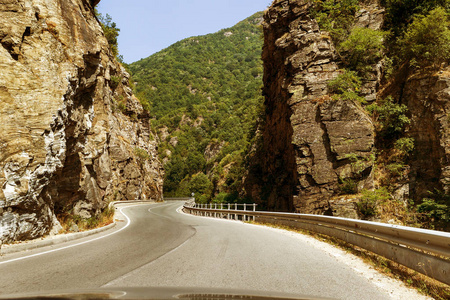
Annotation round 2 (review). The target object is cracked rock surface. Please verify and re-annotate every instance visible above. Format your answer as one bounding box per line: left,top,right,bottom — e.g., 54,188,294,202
244,0,377,214
0,0,163,243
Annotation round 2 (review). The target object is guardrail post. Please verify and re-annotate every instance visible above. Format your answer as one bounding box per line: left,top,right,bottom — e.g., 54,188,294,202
234,203,237,220
214,203,217,218
227,203,230,219
253,203,256,221
243,204,247,222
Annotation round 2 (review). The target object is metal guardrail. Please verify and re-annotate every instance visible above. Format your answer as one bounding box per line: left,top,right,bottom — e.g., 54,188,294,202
190,202,258,221
183,202,450,286
164,197,195,201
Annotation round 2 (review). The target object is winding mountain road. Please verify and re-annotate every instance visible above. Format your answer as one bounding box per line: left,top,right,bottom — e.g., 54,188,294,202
0,202,416,299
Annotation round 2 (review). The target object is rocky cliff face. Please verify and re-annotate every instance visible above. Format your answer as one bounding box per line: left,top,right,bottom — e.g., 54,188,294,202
399,68,450,202
0,0,163,243
245,0,380,214
246,0,450,219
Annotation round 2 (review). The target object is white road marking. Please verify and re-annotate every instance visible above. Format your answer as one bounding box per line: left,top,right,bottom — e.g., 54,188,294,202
147,202,176,219
0,204,146,265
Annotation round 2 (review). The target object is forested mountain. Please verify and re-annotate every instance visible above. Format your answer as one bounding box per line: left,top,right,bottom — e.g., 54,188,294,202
129,12,264,202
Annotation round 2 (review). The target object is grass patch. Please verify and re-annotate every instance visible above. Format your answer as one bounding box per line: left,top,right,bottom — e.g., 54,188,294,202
58,205,115,233
134,147,151,160
339,178,358,195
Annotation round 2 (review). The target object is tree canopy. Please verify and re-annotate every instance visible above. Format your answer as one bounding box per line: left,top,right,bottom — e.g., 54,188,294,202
96,11,121,58
129,12,264,201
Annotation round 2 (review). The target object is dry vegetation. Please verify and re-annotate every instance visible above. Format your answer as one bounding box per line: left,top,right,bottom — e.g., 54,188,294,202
58,205,115,233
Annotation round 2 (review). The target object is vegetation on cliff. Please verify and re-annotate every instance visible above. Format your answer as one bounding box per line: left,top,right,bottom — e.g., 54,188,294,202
95,10,128,64
309,0,360,45
311,0,450,230
129,12,264,202
397,6,450,68
97,12,120,57
381,2,450,230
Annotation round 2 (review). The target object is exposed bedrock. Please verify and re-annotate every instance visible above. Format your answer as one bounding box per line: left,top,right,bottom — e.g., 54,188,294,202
244,0,377,214
0,0,163,242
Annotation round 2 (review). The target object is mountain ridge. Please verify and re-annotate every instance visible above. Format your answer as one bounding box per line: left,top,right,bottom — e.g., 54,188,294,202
130,12,264,202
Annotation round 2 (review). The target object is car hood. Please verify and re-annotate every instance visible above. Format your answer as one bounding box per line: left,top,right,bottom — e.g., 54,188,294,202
0,286,335,300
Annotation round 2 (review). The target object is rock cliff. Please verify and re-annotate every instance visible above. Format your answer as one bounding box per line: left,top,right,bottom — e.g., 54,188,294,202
245,0,380,213
394,68,450,202
0,0,163,243
246,0,450,221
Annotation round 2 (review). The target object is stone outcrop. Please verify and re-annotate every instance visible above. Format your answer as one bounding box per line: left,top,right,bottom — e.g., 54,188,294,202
244,0,378,214
245,0,450,219
354,1,385,103
0,0,163,243
401,68,450,202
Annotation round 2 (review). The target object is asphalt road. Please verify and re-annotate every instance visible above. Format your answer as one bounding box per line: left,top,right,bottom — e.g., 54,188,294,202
0,202,394,299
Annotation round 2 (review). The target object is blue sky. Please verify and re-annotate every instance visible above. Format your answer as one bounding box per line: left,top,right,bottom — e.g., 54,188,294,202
97,0,272,64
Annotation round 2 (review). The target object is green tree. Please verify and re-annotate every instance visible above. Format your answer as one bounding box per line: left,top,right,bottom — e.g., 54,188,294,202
328,70,365,103
130,12,264,199
383,0,450,36
417,190,450,230
97,12,120,57
188,173,213,197
310,0,360,44
394,137,415,156
367,96,411,139
399,7,450,68
338,27,386,74
186,151,206,173
164,157,188,193
357,188,391,219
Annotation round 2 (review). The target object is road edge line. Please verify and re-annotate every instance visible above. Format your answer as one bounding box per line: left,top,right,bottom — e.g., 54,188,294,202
0,201,157,256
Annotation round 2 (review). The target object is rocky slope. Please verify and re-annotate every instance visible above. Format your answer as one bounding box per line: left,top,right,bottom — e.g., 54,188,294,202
245,0,450,221
0,0,163,243
245,0,381,214
397,68,450,202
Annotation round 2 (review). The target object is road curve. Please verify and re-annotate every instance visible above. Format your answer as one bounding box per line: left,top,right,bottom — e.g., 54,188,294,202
0,202,399,299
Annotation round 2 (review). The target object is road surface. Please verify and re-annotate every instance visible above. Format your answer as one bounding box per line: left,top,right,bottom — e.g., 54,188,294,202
0,202,407,299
